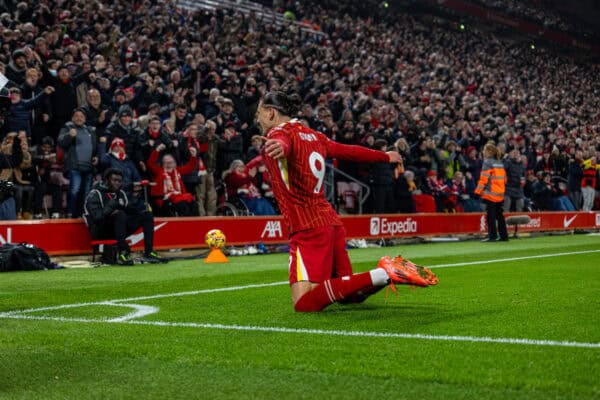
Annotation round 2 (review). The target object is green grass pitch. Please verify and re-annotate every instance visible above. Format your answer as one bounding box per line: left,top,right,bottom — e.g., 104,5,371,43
1,235,599,399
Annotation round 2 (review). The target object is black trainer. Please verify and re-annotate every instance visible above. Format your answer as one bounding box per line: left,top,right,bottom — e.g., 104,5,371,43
142,251,168,264
116,251,134,266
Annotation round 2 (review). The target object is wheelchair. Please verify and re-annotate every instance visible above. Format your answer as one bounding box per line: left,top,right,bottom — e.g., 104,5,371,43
215,181,253,217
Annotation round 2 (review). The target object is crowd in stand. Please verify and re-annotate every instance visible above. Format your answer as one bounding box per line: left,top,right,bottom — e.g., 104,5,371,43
470,0,598,40
0,0,598,221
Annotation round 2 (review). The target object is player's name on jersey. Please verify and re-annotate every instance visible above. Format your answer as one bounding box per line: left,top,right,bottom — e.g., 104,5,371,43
299,132,317,142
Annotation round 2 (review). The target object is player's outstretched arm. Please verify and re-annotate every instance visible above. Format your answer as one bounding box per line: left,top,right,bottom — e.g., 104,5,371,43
327,140,397,164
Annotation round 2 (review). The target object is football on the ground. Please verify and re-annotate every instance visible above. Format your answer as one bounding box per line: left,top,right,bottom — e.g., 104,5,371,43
205,229,226,249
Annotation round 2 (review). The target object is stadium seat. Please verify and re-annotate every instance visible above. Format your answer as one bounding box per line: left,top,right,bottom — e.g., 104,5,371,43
90,239,132,262
413,194,437,213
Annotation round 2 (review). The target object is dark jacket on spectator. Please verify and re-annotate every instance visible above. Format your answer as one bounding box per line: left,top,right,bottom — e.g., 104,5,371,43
142,85,172,109
6,92,48,135
220,134,243,175
98,143,142,193
105,120,144,164
174,113,192,135
199,100,220,120
370,162,395,186
57,122,97,173
83,182,138,235
549,153,568,178
503,157,526,198
567,159,583,193
394,174,416,213
20,82,50,142
5,61,26,87
83,104,113,137
532,180,553,210
212,111,242,135
0,136,24,171
42,67,90,120
140,127,174,161
464,156,483,183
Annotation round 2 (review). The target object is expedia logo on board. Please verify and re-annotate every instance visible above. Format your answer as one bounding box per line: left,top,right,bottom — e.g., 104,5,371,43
370,217,381,235
370,217,417,236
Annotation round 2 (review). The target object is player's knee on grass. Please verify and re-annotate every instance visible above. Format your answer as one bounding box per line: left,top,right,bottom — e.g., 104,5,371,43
292,281,322,312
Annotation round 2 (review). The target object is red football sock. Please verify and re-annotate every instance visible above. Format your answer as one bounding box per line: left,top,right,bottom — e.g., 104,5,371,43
294,271,377,312
338,285,386,304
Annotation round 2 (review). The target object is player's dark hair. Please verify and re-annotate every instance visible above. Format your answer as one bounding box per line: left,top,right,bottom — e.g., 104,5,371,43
104,168,123,181
262,91,302,117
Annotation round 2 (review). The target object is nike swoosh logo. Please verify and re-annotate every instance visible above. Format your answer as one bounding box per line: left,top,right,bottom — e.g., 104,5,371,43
127,222,168,246
563,215,577,228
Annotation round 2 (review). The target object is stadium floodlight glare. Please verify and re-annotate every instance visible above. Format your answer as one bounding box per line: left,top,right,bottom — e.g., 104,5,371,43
530,43,535,49
460,24,465,31
383,1,389,7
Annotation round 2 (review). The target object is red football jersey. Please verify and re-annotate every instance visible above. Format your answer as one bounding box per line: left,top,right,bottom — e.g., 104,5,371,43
263,119,389,234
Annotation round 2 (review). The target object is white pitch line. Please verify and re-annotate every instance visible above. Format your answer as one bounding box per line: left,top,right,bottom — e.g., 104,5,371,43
429,249,600,268
0,301,161,321
0,282,289,317
2,313,599,349
106,304,160,322
114,281,288,303
1,249,598,318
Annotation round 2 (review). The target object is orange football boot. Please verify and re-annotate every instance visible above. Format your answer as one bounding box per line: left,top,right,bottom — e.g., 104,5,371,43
392,255,438,286
377,256,429,294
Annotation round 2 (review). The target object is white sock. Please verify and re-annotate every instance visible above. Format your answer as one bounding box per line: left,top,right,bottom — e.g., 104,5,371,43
369,268,390,286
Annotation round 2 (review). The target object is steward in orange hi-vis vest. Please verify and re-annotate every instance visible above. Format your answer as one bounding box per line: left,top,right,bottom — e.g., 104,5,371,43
476,143,508,242
475,157,507,202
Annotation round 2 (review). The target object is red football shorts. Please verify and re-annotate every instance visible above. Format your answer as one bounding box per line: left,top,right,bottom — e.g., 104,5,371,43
288,225,353,285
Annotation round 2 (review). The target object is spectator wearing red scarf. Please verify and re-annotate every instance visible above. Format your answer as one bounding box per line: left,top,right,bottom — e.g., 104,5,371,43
141,116,174,161
98,137,142,194
147,144,197,216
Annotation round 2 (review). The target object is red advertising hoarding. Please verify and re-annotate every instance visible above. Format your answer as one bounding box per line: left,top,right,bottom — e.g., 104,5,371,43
1,211,598,255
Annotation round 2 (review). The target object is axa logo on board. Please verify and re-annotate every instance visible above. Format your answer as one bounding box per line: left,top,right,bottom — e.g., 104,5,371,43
261,220,283,238
369,217,418,236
